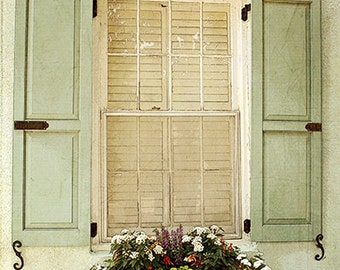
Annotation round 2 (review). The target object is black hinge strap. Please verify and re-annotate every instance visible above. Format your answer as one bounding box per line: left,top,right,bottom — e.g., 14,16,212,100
91,222,98,238
14,121,49,130
241,4,251,21
243,219,251,234
93,0,97,18
305,123,322,132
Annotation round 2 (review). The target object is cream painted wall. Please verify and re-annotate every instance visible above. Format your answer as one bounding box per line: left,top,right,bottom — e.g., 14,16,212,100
1,0,339,269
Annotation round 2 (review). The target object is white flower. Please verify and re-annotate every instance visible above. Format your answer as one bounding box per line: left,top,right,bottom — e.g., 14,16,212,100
193,242,204,252
133,231,143,237
214,238,221,246
153,244,164,254
192,236,202,244
241,258,252,267
192,227,207,235
261,266,271,270
129,251,139,259
236,253,247,260
253,259,264,268
182,235,192,243
121,229,129,234
111,235,123,244
122,234,133,242
148,252,155,261
136,233,148,245
210,225,219,233
207,233,217,239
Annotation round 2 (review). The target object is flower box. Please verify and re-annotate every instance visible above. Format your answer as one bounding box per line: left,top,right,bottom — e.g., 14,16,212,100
90,225,270,270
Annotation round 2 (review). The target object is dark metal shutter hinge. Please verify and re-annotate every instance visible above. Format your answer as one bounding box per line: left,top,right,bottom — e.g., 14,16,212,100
305,122,322,132
14,121,49,130
93,0,97,18
91,222,98,238
241,4,251,21
244,219,251,234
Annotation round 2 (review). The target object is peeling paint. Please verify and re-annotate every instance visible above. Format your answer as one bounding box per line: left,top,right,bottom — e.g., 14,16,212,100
192,32,199,50
140,40,155,50
176,36,184,48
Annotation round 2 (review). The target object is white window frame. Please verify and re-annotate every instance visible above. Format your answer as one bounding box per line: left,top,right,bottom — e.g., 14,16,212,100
91,0,251,251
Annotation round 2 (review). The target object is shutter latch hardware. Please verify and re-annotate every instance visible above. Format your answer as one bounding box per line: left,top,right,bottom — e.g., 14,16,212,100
315,234,325,261
241,4,251,21
91,222,98,238
12,240,24,270
305,122,322,132
243,219,251,234
14,121,49,130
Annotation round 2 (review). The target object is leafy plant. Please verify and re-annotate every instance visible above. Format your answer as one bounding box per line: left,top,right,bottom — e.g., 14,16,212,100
90,225,271,270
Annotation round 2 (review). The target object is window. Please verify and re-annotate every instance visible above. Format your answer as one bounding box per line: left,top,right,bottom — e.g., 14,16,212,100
12,0,321,248
92,0,245,247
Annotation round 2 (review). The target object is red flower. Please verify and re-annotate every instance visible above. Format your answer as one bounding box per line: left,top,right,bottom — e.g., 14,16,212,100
187,254,196,262
237,265,242,269
163,255,173,266
114,252,120,260
228,243,234,251
148,266,153,270
187,254,203,268
194,259,203,267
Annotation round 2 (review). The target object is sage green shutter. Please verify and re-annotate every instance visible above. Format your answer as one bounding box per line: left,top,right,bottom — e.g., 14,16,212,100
13,0,92,246
251,0,321,241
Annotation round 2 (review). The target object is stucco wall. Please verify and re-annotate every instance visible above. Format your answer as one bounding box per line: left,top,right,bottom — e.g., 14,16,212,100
1,0,339,269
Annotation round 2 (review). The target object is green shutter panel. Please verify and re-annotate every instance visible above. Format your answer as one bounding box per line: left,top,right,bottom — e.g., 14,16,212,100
13,0,92,246
251,0,321,241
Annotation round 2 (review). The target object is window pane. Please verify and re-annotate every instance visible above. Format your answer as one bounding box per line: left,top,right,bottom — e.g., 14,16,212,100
140,172,166,227
107,172,138,234
203,57,231,109
172,117,200,170
105,115,237,234
107,56,137,110
173,171,202,225
106,116,137,171
108,1,137,54
171,2,200,55
203,3,230,55
172,57,201,110
103,0,237,239
140,1,164,55
140,56,168,110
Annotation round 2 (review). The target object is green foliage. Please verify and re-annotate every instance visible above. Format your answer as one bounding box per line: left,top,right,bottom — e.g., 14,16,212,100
90,225,271,270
